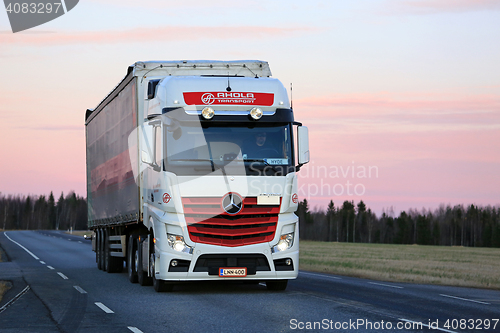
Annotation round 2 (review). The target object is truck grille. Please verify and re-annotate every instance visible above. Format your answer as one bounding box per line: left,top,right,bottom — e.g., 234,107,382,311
182,197,280,247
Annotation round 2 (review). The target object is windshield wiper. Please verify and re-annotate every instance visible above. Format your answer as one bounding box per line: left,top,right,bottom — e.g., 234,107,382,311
171,158,216,172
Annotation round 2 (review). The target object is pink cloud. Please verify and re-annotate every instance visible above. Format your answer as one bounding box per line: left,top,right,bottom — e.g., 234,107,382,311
0,25,314,46
30,125,84,131
88,0,259,8
296,94,500,116
388,0,500,14
294,94,500,134
290,92,500,215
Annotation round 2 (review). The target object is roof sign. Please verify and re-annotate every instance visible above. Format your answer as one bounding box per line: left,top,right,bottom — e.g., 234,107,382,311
183,92,274,106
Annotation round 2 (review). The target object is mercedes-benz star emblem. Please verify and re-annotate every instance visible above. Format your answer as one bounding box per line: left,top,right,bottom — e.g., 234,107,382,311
222,192,243,215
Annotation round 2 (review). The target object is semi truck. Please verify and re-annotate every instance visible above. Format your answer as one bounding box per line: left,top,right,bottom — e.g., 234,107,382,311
85,60,310,292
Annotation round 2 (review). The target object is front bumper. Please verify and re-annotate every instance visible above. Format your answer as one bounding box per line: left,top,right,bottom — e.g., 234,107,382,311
154,241,298,281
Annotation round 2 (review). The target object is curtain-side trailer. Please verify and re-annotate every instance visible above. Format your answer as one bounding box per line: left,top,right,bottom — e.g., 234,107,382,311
85,60,310,292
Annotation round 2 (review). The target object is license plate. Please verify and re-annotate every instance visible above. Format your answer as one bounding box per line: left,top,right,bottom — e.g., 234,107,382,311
219,267,247,277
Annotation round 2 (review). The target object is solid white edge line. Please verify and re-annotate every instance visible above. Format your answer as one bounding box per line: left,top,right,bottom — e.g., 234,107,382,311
440,294,490,305
95,302,114,314
4,232,39,260
300,271,342,280
47,266,55,270
368,282,403,289
0,285,30,314
127,327,144,333
74,286,87,294
60,0,68,13
57,272,68,280
399,318,457,333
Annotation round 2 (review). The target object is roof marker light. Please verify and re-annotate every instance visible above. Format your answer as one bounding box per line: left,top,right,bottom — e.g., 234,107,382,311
250,107,263,120
201,107,214,119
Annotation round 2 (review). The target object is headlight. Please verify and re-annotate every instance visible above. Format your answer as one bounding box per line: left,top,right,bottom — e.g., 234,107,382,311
201,107,214,119
167,234,193,254
250,107,263,120
271,232,294,253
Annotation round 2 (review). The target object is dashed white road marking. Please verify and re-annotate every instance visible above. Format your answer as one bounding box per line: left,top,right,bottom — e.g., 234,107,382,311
4,232,39,260
95,302,114,313
127,327,144,333
57,272,68,280
39,261,46,264
440,294,490,305
300,271,342,280
74,286,87,294
368,282,403,289
47,266,55,270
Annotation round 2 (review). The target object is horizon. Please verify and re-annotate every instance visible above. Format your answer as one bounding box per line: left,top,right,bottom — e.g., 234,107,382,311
1,0,499,217
1,189,498,220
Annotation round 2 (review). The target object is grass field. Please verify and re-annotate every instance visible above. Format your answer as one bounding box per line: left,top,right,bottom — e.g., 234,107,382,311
0,238,11,303
0,281,11,304
300,241,500,290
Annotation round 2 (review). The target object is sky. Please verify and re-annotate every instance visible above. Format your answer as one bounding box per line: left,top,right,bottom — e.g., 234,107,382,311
0,0,499,216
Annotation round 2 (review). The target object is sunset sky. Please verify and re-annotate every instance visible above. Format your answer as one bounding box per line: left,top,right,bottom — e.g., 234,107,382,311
1,0,499,216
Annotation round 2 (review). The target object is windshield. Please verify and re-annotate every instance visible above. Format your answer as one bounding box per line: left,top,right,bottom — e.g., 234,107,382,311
164,123,293,176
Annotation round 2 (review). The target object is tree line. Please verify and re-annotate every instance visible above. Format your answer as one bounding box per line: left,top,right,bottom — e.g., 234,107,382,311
298,199,500,248
0,192,87,231
2,192,500,248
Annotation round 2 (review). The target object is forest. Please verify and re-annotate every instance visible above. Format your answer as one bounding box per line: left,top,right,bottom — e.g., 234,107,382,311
298,199,500,248
1,192,499,248
0,192,87,232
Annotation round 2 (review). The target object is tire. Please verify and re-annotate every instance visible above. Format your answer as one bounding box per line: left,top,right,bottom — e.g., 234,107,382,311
137,238,152,286
102,231,123,273
266,279,288,291
151,251,174,292
96,229,103,270
99,229,106,271
103,230,110,272
127,235,138,283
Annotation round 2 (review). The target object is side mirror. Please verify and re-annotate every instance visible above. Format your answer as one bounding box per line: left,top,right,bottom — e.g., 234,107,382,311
297,126,310,165
147,79,161,99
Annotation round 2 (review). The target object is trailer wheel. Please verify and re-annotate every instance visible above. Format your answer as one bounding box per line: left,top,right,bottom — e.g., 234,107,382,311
99,229,106,271
266,279,288,291
151,251,174,292
96,229,103,270
127,235,138,283
105,232,123,273
137,238,152,286
103,229,110,272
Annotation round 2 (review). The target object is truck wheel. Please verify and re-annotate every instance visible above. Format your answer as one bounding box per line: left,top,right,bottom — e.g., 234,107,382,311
127,235,138,283
266,279,288,291
137,238,152,286
96,229,103,270
103,229,110,272
99,229,106,271
151,252,174,292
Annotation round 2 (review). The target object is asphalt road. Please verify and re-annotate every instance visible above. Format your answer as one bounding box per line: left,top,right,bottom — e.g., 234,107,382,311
1,230,499,333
